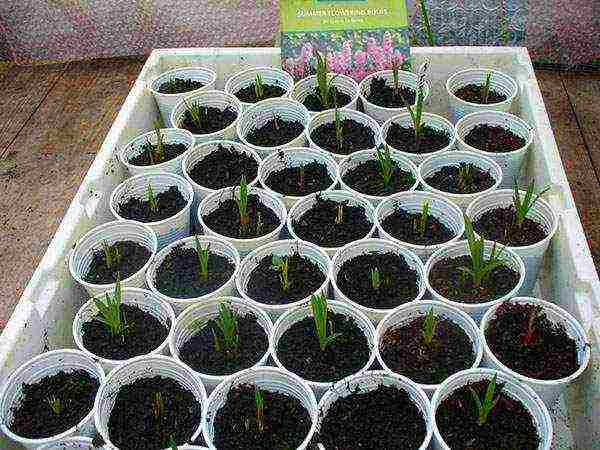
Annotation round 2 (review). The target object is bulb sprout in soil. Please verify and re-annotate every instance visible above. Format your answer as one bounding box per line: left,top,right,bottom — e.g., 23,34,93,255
184,98,205,128
271,255,291,293
481,72,492,104
255,387,265,433
214,302,240,359
151,391,165,420
376,145,395,188
235,175,250,230
93,275,128,339
101,240,122,270
310,294,342,352
400,61,428,150
46,396,62,415
422,307,438,345
370,267,382,290
146,182,160,213
513,179,550,228
469,374,500,426
413,200,430,238
335,203,344,225
149,119,166,164
194,235,210,281
314,49,338,109
254,73,265,100
458,163,475,191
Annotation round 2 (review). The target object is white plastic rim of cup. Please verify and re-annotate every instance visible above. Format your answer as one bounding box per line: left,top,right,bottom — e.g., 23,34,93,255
418,150,503,212
431,368,553,450
94,354,207,449
68,219,158,297
36,436,94,449
236,239,332,320
375,300,484,398
0,350,105,449
224,66,295,110
479,296,591,409
424,239,526,323
330,238,426,324
145,235,241,314
73,287,176,372
454,110,534,188
202,366,319,450
291,73,360,116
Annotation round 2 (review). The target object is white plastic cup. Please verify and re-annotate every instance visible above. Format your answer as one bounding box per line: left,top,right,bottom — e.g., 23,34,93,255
224,66,294,111
431,368,553,450
109,172,194,249
146,235,241,314
36,436,97,449
292,73,360,117
480,296,591,408
73,287,176,372
330,238,426,324
0,350,105,450
68,220,158,297
236,239,332,319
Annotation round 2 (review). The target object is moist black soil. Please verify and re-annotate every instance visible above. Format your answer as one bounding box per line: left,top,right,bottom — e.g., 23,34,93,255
365,77,417,108
342,159,416,196
107,376,202,450
336,251,419,309
158,78,204,94
188,143,259,190
454,84,507,104
380,208,454,246
473,205,548,246
82,304,169,360
276,312,370,382
486,301,580,380
129,142,188,166
265,155,334,196
9,370,99,439
302,86,352,112
385,122,451,154
180,106,237,135
380,316,476,384
312,384,427,449
436,380,540,450
202,194,280,239
310,118,375,156
179,313,268,375
429,255,520,303
463,124,526,153
213,384,312,450
424,163,496,194
245,119,304,147
118,186,187,223
83,241,151,284
234,83,286,103
291,196,373,248
153,245,235,298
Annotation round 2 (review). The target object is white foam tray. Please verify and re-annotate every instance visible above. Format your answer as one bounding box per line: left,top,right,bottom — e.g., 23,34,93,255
0,47,597,449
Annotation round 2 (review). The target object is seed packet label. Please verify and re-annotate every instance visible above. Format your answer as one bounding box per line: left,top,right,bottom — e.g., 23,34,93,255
280,0,410,82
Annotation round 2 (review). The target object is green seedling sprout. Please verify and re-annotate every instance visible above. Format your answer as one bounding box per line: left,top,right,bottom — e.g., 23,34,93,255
399,61,428,150
254,73,265,100
470,374,500,426
513,179,550,228
458,163,474,190
101,240,122,270
214,303,240,357
146,182,159,212
371,267,382,290
151,391,165,420
271,255,290,293
335,203,344,225
151,118,166,163
47,396,62,415
334,105,344,151
235,175,250,229
417,0,436,46
194,236,210,281
481,72,492,104
310,294,341,351
314,50,337,108
376,145,394,188
184,98,205,128
169,435,178,450
255,388,265,433
422,307,438,345
413,200,430,238
94,276,128,338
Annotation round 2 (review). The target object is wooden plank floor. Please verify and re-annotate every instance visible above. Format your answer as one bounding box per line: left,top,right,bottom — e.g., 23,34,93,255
0,59,598,329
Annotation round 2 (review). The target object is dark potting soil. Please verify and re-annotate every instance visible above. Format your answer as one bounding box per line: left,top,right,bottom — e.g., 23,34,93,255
380,208,454,246
276,312,371,382
454,84,507,104
463,124,526,153
213,384,312,450
429,255,520,303
118,186,187,223
309,118,376,156
9,370,99,439
202,194,280,239
291,196,373,248
385,122,451,154
153,245,235,298
302,86,352,112
380,315,476,384
82,304,169,360
313,384,427,450
234,83,286,103
436,379,540,450
107,376,202,450
180,106,237,135
246,253,326,305
264,156,334,196
473,205,548,246
486,301,580,380
128,142,188,166
158,78,204,94
424,163,496,195
179,313,268,375
336,251,419,309
83,241,151,284
342,159,416,196
365,77,417,108
245,118,304,148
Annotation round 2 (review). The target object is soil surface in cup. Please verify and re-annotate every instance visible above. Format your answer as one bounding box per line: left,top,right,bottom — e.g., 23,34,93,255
154,245,235,298
380,315,476,384
213,383,312,450
202,194,280,239
180,312,268,375
454,84,507,104
129,141,188,166
276,311,371,382
118,186,187,223
158,78,204,94
386,122,451,154
292,196,373,248
463,124,526,153
365,77,417,108
83,241,151,284
265,154,334,196
107,376,202,450
9,369,99,439
310,118,376,156
245,118,304,147
188,143,259,190
380,208,454,246
235,82,286,103
342,159,416,196
486,301,580,380
424,163,496,195
82,304,169,360
313,384,427,449
473,205,548,246
429,255,520,303
303,86,352,112
180,106,237,135
336,251,420,309
436,379,540,450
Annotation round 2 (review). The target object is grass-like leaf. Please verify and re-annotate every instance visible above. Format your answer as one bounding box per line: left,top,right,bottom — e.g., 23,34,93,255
422,307,438,345
469,374,500,425
151,391,165,420
417,0,436,46
399,61,428,145
47,396,62,415
236,175,250,228
513,179,550,228
101,240,122,270
310,294,341,352
458,163,474,191
314,50,337,109
93,275,128,337
151,119,166,164
146,182,159,212
214,303,240,357
184,98,205,128
254,73,265,100
194,236,210,281
371,267,381,290
413,200,430,238
481,72,492,104
271,255,290,293
255,387,265,433
376,145,394,188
